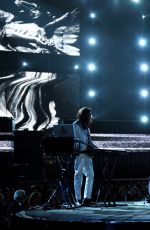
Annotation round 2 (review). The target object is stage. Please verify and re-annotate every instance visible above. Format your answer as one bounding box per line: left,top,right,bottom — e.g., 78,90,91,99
15,201,150,229
1,131,150,229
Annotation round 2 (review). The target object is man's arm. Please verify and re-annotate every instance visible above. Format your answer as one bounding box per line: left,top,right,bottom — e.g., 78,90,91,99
5,28,46,45
44,8,79,29
15,0,37,8
44,13,69,29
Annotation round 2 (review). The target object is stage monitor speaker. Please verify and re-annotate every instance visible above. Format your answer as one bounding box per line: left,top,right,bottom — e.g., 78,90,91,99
0,151,14,168
14,131,43,165
43,137,74,154
0,117,14,132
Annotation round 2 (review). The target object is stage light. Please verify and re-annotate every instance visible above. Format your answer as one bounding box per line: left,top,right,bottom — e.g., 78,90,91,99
140,89,149,98
87,63,96,72
131,0,140,3
22,61,28,67
88,90,96,97
140,63,149,72
88,37,96,46
141,14,150,19
138,38,147,47
142,15,146,19
74,65,79,70
90,12,96,19
140,115,148,123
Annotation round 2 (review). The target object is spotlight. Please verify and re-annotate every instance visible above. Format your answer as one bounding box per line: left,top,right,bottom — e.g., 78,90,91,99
142,15,146,19
131,0,140,3
74,65,79,70
87,63,96,72
141,14,150,19
88,37,96,46
140,115,148,123
138,38,147,47
140,63,149,72
22,61,28,67
90,12,96,19
140,89,149,98
88,90,96,97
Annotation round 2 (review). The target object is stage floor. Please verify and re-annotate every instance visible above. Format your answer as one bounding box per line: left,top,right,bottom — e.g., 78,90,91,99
16,201,150,229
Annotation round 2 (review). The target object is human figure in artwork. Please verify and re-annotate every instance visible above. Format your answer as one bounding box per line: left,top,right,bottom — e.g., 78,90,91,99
0,1,79,55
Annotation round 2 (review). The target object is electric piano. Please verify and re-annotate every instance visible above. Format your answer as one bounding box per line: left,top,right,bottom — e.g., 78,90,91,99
42,132,150,156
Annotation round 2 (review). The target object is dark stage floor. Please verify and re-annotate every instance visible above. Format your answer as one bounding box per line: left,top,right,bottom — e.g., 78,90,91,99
15,201,150,229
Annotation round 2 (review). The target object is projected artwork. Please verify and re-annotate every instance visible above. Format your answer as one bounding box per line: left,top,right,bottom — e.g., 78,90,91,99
0,0,80,55
0,71,80,130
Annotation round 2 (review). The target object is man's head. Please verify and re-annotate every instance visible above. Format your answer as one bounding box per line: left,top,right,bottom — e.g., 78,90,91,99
0,10,14,23
13,189,26,203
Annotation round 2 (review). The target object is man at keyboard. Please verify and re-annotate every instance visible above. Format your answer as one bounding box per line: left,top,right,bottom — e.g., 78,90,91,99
73,107,95,206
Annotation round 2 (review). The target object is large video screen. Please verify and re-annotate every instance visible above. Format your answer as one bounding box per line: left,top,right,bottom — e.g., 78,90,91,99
0,71,80,130
0,0,80,55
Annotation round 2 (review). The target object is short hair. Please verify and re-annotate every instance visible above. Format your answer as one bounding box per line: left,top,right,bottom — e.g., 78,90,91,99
13,189,26,202
28,191,42,207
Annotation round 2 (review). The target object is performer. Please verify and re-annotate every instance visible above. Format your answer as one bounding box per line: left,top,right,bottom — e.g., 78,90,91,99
73,107,96,206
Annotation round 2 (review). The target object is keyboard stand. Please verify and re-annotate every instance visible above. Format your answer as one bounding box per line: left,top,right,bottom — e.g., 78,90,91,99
95,150,122,207
42,155,78,210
